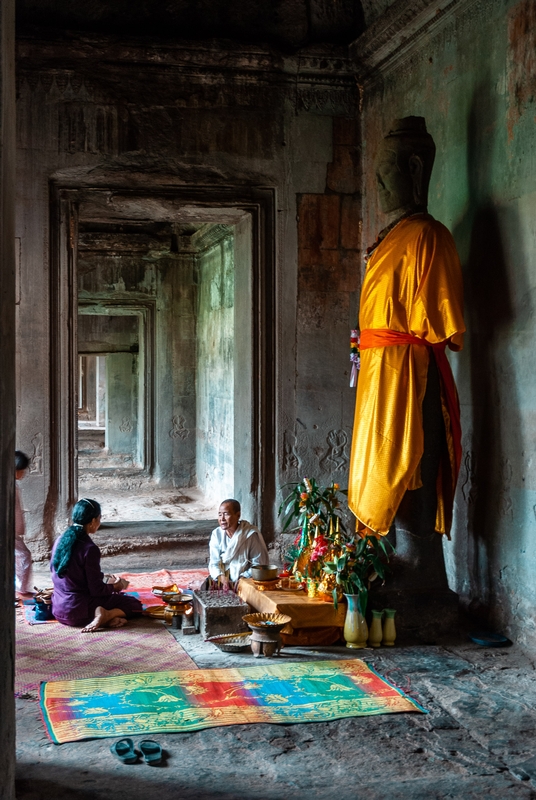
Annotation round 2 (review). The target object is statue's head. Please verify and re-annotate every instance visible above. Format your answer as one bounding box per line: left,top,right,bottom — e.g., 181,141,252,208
375,116,436,215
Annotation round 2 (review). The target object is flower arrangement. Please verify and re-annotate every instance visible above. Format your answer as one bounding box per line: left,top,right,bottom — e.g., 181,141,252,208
322,533,394,613
350,329,360,387
278,478,394,606
279,478,347,593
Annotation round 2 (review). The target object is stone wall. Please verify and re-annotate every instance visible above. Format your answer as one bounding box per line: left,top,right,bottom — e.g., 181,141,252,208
355,0,536,647
292,116,361,491
15,33,361,548
1,0,16,794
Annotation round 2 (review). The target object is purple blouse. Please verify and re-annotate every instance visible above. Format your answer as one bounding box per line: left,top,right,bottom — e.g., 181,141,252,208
50,531,137,625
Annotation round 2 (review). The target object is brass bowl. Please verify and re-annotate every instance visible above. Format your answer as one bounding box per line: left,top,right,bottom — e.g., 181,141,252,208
161,592,191,605
242,612,291,631
250,564,279,582
207,632,252,653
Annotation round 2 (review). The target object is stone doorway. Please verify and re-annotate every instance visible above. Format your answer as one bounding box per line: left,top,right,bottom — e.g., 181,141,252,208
50,185,276,534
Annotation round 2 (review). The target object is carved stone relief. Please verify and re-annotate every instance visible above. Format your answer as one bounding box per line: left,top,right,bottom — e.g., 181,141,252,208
169,415,189,440
118,418,133,433
319,429,349,472
296,85,357,116
283,430,301,472
28,433,43,476
460,450,477,505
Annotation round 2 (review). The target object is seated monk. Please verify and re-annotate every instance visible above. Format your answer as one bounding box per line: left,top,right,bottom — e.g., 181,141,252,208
208,499,269,585
51,498,142,632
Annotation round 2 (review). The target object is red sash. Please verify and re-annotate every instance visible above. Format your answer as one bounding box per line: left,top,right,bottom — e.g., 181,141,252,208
359,328,462,481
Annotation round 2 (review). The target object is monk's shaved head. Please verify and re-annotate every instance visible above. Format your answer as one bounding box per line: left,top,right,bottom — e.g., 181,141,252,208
220,498,240,514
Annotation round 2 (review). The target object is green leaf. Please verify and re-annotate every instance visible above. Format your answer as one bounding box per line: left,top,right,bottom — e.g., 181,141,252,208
285,499,296,515
333,587,339,610
350,573,362,591
372,557,385,579
356,539,367,556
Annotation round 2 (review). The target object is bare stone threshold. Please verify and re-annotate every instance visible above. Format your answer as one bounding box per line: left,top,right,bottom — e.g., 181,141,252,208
97,518,217,535
33,520,218,573
95,519,217,570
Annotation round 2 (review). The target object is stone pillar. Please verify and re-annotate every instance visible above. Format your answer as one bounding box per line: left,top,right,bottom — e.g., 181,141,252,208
85,355,98,423
97,355,106,427
105,352,139,463
0,0,17,797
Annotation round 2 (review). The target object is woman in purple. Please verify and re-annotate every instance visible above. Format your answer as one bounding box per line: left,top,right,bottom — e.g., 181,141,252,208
51,498,142,632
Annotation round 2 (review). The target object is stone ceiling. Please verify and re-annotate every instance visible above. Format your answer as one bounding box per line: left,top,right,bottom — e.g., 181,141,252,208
17,0,370,50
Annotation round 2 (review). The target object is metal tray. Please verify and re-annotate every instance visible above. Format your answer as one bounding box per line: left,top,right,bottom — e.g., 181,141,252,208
206,632,253,652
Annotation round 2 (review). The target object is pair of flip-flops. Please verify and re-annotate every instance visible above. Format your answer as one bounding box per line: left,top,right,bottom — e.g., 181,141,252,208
110,738,163,765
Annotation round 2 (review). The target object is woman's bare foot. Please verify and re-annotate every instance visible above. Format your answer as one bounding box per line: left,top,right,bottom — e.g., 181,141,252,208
81,607,127,633
81,607,107,632
108,616,128,629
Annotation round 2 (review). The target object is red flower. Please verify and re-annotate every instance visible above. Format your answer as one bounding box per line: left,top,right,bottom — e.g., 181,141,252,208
310,534,329,562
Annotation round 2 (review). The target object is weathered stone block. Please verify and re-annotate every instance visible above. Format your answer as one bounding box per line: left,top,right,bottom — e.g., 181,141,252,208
298,250,359,293
326,145,360,193
298,194,340,252
338,250,361,292
332,117,359,146
340,195,361,250
193,589,251,639
297,289,350,331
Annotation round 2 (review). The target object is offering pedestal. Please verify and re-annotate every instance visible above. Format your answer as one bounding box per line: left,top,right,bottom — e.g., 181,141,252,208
250,627,283,658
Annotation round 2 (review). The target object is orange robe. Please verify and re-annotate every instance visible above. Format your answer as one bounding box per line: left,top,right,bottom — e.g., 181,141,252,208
348,214,465,536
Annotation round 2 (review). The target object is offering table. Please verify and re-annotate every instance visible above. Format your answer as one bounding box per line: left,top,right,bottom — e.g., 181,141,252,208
237,579,346,646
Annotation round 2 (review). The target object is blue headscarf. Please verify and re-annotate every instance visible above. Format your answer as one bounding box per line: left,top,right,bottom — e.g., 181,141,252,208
52,498,101,578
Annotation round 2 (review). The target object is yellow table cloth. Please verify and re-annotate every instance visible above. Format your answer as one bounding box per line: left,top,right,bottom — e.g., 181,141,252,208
237,579,346,632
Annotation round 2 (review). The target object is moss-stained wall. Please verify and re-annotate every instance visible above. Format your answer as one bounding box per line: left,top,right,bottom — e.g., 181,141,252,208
195,226,235,499
361,0,536,646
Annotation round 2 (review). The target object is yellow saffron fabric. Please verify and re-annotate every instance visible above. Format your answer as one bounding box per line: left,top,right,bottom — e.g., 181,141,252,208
348,214,465,536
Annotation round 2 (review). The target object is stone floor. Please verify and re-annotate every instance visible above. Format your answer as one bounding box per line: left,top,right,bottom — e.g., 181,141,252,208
16,558,536,800
76,481,220,523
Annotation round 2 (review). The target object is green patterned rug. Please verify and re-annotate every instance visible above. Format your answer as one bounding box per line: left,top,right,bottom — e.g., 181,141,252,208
40,658,425,743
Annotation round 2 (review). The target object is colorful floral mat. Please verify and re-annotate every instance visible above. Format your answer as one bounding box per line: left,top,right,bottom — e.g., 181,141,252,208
39,659,425,744
23,568,208,625
16,614,197,699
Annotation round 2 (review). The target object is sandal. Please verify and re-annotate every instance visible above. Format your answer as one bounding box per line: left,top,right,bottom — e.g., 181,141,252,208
139,740,163,765
33,586,53,603
110,738,138,764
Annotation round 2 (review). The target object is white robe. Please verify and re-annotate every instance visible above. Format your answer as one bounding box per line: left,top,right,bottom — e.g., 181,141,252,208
15,483,33,593
208,520,269,582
